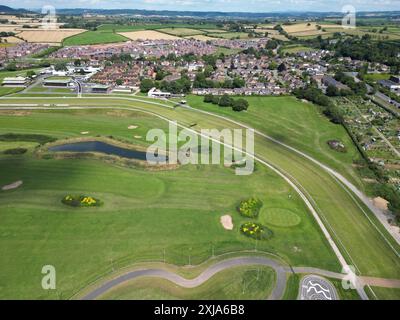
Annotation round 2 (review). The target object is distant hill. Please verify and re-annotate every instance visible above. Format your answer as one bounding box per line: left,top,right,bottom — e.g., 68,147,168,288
0,5,32,14
52,8,400,20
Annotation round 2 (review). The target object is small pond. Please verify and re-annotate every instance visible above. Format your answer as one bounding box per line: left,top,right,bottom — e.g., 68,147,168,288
49,141,166,161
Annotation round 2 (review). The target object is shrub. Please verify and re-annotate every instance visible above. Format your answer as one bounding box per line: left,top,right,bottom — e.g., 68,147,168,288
62,195,102,208
0,133,56,144
240,222,273,240
218,94,234,107
3,148,27,155
238,198,263,218
232,99,249,112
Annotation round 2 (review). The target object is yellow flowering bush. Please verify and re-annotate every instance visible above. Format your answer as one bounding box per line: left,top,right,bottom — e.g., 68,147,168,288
238,198,263,218
62,194,102,207
240,222,273,240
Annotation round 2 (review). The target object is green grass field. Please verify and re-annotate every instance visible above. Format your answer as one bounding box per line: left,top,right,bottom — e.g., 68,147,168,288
369,286,400,300
281,45,314,54
0,95,399,299
63,31,129,46
0,108,340,299
187,95,363,189
208,32,250,39
158,28,206,37
363,73,391,81
98,266,275,300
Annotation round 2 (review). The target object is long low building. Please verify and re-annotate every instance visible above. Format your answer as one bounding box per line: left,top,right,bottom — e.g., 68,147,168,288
1,77,29,87
148,87,171,98
43,78,72,87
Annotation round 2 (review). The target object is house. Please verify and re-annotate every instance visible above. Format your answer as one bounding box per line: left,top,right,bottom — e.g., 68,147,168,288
322,75,350,90
1,76,29,87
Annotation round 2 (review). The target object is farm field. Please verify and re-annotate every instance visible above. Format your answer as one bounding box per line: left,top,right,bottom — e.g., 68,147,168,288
1,36,24,44
185,34,216,41
208,32,250,39
0,107,341,299
97,23,219,32
63,30,129,46
282,22,341,34
98,266,276,300
18,29,86,44
281,45,313,54
158,27,206,36
118,30,181,41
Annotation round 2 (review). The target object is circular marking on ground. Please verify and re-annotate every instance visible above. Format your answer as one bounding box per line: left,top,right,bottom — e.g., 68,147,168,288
261,208,301,227
299,275,338,300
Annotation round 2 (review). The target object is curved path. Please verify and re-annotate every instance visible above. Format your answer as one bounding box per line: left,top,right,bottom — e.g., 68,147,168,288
82,257,286,300
80,256,400,300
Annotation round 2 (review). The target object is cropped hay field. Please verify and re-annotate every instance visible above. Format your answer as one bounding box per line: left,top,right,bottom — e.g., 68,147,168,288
283,22,341,34
1,36,23,44
0,25,20,33
118,30,181,40
18,29,86,43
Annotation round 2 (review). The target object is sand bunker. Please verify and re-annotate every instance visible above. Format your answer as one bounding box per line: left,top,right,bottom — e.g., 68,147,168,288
134,135,142,139
128,125,138,130
81,131,89,135
220,215,234,230
372,197,389,211
2,180,23,191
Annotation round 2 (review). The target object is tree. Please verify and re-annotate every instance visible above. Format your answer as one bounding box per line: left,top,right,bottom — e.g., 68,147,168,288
54,62,67,71
232,99,249,112
204,94,214,103
277,63,286,73
233,77,245,88
211,95,220,105
74,59,81,67
326,85,339,97
140,79,155,93
116,79,123,86
26,70,36,78
218,94,233,107
268,61,278,70
265,40,278,50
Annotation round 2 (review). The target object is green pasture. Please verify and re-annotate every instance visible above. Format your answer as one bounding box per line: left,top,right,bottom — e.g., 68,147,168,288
0,108,340,299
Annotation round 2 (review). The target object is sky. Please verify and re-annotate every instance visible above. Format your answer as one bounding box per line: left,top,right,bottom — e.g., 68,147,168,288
3,0,400,12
